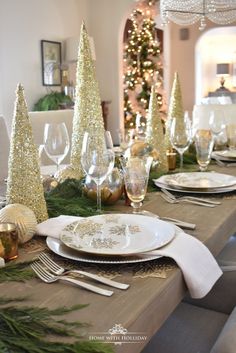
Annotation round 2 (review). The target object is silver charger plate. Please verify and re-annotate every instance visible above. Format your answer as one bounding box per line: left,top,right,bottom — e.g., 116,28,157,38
46,237,162,264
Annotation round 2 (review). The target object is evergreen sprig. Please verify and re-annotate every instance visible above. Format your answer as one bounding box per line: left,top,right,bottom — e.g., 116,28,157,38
0,298,113,353
0,261,35,282
45,179,108,218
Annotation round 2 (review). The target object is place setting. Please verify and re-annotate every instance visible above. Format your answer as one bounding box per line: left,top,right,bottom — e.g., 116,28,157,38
35,209,222,299
212,150,236,167
154,171,236,195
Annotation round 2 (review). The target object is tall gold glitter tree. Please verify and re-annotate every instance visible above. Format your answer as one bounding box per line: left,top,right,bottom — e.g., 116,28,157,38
146,85,168,172
165,72,184,149
70,22,105,179
6,84,48,223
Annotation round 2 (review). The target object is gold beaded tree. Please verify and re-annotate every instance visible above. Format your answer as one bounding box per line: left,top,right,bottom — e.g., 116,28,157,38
6,84,48,223
70,22,105,179
165,72,185,149
168,72,184,120
146,85,168,172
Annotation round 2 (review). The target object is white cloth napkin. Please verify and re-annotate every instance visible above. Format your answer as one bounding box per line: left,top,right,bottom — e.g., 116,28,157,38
36,215,80,238
36,215,223,299
142,228,223,299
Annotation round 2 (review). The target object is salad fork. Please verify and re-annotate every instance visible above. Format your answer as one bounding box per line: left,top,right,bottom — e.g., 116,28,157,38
214,158,236,168
38,252,129,290
160,193,216,207
31,261,113,296
161,188,221,205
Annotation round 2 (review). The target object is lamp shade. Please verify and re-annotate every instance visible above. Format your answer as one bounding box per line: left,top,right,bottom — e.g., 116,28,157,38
216,63,230,76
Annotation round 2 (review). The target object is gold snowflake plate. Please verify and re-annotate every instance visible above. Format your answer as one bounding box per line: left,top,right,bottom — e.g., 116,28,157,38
59,214,175,256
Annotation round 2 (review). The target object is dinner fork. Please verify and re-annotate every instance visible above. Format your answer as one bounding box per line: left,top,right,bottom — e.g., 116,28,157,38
38,253,129,290
214,157,236,168
161,188,221,205
160,193,216,207
31,261,113,296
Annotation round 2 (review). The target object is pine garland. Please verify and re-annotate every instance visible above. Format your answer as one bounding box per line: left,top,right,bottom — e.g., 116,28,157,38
45,179,108,218
44,151,199,218
0,298,114,353
0,261,35,282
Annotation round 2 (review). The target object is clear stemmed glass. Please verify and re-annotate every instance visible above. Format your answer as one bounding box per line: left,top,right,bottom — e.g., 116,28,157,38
195,129,214,171
209,110,226,141
121,156,153,214
43,122,70,172
81,131,115,213
170,115,192,170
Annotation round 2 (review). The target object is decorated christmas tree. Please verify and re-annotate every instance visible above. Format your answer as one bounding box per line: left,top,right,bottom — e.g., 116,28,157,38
123,0,165,129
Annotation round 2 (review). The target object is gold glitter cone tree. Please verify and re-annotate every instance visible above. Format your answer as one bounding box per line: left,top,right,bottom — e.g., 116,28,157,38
70,22,105,179
6,84,48,223
165,72,185,149
146,86,168,172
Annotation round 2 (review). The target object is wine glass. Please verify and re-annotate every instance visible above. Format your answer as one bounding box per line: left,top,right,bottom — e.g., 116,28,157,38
81,131,115,213
170,115,191,170
118,129,134,151
209,110,226,141
43,122,70,172
195,129,214,171
121,156,153,214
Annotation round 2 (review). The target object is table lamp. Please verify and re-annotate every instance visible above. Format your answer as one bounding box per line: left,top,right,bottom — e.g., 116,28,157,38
216,63,230,91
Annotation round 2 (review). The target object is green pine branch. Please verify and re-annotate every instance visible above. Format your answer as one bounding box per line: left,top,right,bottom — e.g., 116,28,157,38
0,261,35,282
0,298,114,353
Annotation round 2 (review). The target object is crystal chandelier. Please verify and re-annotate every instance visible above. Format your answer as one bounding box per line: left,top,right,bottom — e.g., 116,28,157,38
160,0,236,30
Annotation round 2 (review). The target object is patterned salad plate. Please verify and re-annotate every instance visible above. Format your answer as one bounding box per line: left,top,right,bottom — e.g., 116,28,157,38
154,172,236,194
59,214,175,256
212,150,236,161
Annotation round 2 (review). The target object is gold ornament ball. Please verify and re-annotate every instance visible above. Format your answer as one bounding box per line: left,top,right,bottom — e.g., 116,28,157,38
83,168,124,205
0,204,37,244
125,141,159,162
42,176,58,192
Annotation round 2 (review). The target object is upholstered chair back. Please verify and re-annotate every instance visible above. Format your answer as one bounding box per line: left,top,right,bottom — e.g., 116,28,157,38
29,109,74,165
0,115,10,181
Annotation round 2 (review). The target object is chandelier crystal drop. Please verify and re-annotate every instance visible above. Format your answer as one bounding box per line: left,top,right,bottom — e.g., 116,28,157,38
160,0,236,30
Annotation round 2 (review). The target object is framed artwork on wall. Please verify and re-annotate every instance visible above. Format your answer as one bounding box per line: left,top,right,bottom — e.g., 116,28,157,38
41,40,62,86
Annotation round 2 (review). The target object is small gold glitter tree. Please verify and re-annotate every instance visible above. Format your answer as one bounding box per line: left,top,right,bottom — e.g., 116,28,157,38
70,22,105,179
146,85,168,172
165,72,185,149
6,84,48,223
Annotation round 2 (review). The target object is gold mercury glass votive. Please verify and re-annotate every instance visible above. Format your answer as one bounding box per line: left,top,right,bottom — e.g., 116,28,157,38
0,223,18,261
166,150,177,170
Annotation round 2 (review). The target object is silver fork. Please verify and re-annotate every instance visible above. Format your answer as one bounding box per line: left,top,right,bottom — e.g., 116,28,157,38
38,252,129,290
214,157,236,168
31,261,113,296
160,193,216,207
161,188,221,205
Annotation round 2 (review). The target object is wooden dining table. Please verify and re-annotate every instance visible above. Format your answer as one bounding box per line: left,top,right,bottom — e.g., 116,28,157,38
1,165,236,353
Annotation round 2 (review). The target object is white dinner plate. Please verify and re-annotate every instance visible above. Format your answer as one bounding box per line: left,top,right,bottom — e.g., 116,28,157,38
154,172,236,190
212,150,236,162
59,214,175,256
46,237,162,264
154,180,236,194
